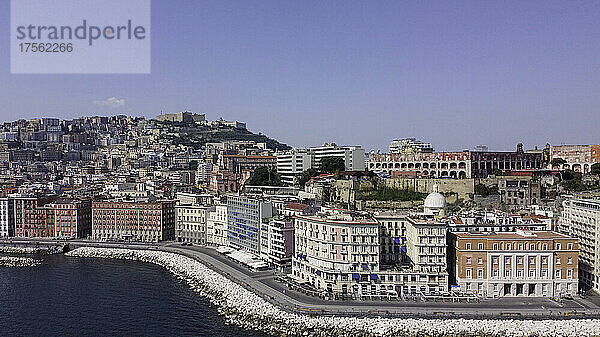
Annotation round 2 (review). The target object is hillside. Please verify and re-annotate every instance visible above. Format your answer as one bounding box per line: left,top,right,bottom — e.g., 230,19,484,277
156,121,291,151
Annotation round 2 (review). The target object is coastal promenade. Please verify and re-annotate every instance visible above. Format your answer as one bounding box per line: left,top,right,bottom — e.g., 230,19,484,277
2,238,600,320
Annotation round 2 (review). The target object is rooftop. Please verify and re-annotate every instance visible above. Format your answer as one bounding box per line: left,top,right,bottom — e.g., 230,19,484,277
454,230,572,240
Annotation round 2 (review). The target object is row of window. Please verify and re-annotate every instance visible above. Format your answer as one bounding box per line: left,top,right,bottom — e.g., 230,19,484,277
464,242,574,251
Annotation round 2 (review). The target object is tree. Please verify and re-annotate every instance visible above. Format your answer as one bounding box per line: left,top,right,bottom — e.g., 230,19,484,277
561,169,580,181
551,158,566,167
296,168,320,188
474,183,499,196
319,157,345,173
245,167,282,186
591,163,600,175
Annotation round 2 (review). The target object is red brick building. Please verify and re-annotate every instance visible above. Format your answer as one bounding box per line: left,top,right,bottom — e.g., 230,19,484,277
51,199,92,239
13,194,58,238
92,200,176,242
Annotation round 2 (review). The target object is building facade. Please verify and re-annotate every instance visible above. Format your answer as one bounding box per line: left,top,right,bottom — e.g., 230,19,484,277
206,204,228,246
560,198,600,291
227,196,273,255
51,199,92,239
368,151,471,179
92,200,176,242
175,204,209,244
292,211,449,298
0,197,14,237
550,144,600,173
470,145,544,178
13,195,57,238
263,218,295,269
498,176,542,209
276,149,313,185
369,145,544,179
293,212,381,295
450,230,579,297
310,143,366,171
389,138,434,154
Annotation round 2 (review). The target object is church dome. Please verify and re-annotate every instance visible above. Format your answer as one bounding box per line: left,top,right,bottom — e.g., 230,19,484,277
424,183,446,209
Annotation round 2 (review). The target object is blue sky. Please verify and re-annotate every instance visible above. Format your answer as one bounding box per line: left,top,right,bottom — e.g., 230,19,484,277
2,0,600,152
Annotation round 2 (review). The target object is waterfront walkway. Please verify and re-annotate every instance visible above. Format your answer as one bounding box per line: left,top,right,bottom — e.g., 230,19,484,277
1,238,598,319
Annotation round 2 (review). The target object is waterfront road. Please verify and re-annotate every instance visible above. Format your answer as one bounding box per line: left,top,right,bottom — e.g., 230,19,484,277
1,238,598,319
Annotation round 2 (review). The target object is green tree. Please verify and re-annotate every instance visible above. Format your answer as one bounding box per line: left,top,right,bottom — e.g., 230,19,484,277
591,163,600,175
296,168,320,187
474,183,499,196
561,169,580,181
551,158,566,167
245,167,282,186
319,157,345,173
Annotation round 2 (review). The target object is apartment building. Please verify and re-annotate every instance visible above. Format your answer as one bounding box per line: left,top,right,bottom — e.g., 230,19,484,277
310,143,366,171
389,138,434,154
276,149,313,185
498,177,542,209
260,217,295,269
206,204,228,246
373,211,408,266
560,198,600,291
13,194,57,238
175,204,209,244
50,199,92,239
450,230,578,297
0,197,14,237
405,218,448,276
227,195,273,255
293,212,380,295
292,211,449,298
92,200,176,242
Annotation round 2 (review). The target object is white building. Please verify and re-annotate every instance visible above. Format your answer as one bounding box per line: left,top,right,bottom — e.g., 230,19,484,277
176,204,209,244
389,138,434,154
207,204,228,246
264,218,295,269
293,211,380,295
404,218,448,276
560,198,600,291
196,161,213,184
0,197,14,237
276,149,313,185
227,196,273,255
292,211,449,297
310,143,365,171
451,230,579,298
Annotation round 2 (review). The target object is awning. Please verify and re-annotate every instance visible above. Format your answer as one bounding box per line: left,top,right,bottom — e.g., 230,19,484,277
352,273,360,280
370,274,378,280
401,247,407,252
361,264,369,270
394,237,400,244
315,270,321,276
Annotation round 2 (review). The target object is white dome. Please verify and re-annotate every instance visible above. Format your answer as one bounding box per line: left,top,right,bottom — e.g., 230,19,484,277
424,184,446,209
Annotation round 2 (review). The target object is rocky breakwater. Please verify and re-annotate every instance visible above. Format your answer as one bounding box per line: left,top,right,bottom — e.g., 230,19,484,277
0,256,41,267
66,247,600,337
0,245,66,255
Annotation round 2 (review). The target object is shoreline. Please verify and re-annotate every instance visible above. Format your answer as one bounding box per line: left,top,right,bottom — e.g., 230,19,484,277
65,246,600,337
